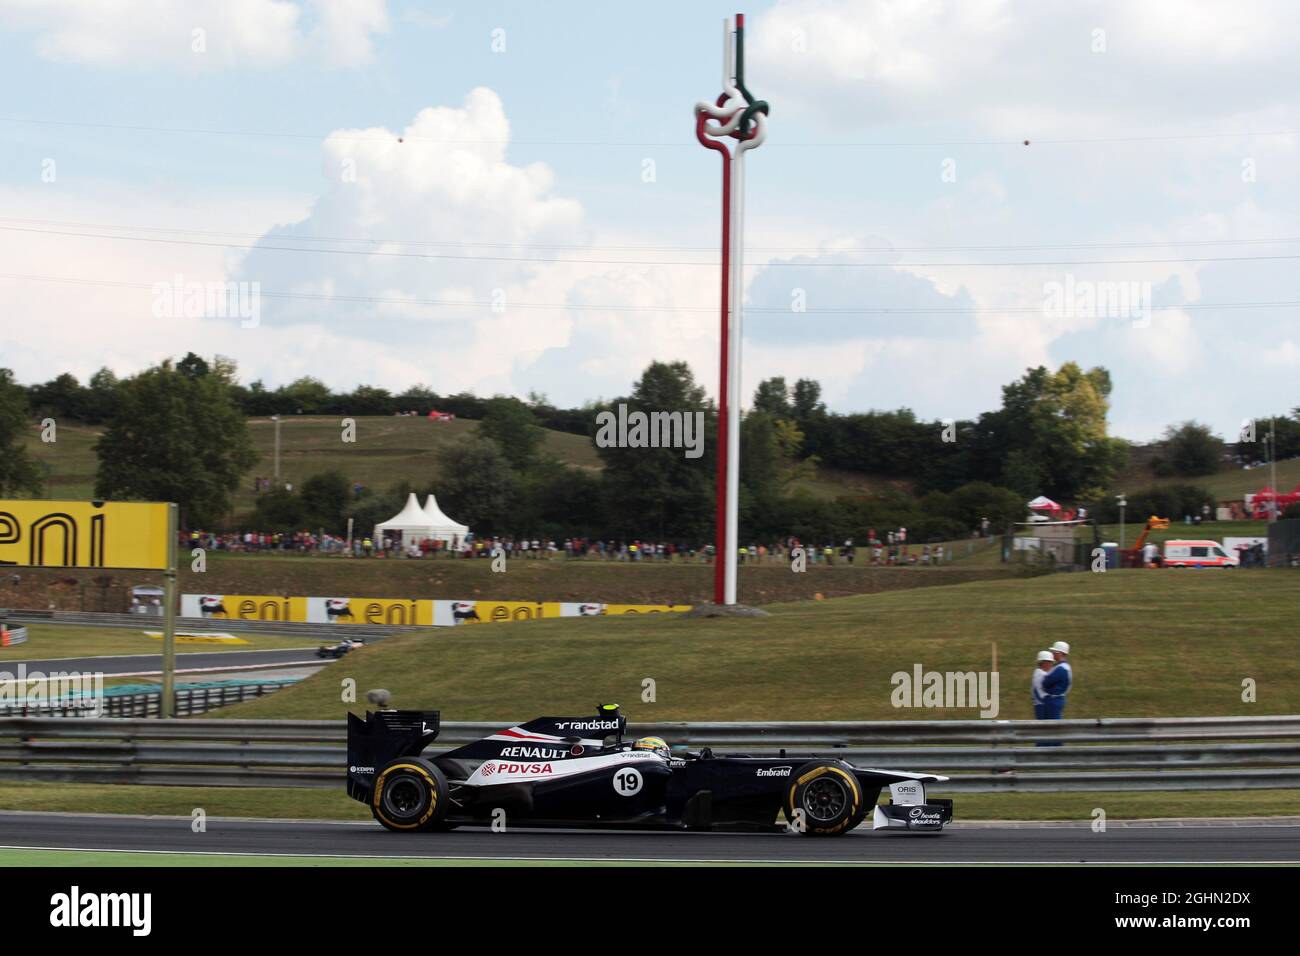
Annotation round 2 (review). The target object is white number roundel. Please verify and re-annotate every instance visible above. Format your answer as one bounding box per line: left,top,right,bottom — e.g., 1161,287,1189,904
613,767,643,796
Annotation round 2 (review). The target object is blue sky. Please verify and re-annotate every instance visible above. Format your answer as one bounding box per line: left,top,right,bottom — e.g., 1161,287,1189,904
1,0,1298,442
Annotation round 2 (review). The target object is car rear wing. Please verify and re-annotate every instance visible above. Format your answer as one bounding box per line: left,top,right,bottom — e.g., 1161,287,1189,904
346,709,440,803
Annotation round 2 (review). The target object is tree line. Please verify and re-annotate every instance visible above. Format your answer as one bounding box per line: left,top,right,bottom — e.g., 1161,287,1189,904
3,354,1294,541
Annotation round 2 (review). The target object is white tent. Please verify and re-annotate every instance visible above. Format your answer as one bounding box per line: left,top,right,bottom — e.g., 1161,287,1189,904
421,494,469,542
373,493,439,549
1026,495,1061,512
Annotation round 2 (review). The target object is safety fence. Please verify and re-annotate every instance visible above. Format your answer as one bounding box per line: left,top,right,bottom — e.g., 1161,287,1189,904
0,682,295,719
1,715,1298,792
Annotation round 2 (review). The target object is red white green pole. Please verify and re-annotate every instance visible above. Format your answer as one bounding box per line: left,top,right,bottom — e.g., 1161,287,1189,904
695,14,768,605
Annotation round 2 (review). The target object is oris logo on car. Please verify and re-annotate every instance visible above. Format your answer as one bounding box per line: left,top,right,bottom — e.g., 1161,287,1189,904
755,766,792,777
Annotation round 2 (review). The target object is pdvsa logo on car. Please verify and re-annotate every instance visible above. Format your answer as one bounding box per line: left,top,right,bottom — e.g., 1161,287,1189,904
755,766,792,777
487,762,554,776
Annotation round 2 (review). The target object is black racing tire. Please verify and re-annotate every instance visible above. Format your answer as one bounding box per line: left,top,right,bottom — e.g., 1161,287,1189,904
371,757,449,832
785,760,865,837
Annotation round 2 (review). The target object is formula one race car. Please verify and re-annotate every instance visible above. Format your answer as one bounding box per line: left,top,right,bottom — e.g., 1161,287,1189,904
346,705,953,836
317,638,364,659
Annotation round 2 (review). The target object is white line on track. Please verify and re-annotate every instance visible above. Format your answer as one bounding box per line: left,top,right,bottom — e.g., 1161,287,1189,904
0,845,1291,865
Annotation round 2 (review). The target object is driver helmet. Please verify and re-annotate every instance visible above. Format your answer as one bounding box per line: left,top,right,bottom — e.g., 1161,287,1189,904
632,735,669,758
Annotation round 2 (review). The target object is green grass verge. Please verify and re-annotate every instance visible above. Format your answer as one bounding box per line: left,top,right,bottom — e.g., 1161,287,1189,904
0,782,1292,823
219,570,1300,721
0,623,329,662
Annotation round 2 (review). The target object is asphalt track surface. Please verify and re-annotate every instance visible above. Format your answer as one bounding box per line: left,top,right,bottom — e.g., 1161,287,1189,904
1,812,1298,863
1,649,326,676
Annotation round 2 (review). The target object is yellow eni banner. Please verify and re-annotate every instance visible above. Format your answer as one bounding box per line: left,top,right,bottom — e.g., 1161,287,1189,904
0,500,171,570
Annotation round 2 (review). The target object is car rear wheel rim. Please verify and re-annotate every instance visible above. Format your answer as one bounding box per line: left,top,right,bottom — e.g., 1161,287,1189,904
384,777,425,818
803,777,848,822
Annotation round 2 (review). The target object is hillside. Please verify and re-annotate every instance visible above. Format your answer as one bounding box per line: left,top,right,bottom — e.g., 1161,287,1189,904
1140,459,1300,501
1111,443,1300,501
22,416,600,515
20,414,892,517
22,416,1294,528
223,569,1300,722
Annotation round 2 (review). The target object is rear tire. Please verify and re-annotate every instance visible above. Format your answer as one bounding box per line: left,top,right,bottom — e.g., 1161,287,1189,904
785,761,865,837
371,757,449,832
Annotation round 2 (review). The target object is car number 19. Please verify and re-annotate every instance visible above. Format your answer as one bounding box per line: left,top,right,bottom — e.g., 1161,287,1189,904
613,767,643,796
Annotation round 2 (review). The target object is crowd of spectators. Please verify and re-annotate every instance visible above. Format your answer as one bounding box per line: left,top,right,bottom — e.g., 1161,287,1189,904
181,528,958,565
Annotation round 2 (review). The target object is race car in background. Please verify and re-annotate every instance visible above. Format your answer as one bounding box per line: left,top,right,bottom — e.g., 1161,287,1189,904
346,705,953,836
317,638,365,659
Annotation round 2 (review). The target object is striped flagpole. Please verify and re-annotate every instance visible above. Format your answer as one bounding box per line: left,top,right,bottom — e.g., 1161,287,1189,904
695,14,768,605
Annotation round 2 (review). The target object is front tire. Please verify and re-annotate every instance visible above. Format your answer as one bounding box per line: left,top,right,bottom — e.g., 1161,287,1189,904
371,757,449,832
785,761,865,836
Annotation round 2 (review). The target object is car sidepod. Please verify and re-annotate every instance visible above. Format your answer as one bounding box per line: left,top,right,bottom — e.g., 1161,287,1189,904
453,751,673,825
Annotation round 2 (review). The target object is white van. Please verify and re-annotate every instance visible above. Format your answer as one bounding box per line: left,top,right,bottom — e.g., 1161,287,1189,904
1163,539,1239,568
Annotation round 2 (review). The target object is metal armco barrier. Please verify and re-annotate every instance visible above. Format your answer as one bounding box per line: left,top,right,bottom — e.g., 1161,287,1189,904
1,715,1298,792
0,683,292,719
4,609,416,640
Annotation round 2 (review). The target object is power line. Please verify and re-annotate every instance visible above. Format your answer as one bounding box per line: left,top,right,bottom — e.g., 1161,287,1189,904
2,114,1295,148
4,271,1300,315
4,214,1300,256
6,223,1300,268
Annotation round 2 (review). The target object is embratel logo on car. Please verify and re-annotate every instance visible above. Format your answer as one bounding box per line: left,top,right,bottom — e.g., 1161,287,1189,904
554,719,621,731
756,766,792,777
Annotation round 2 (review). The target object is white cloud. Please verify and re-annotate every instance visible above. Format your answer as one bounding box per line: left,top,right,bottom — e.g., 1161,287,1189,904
752,0,1300,133
0,0,389,67
0,183,311,386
